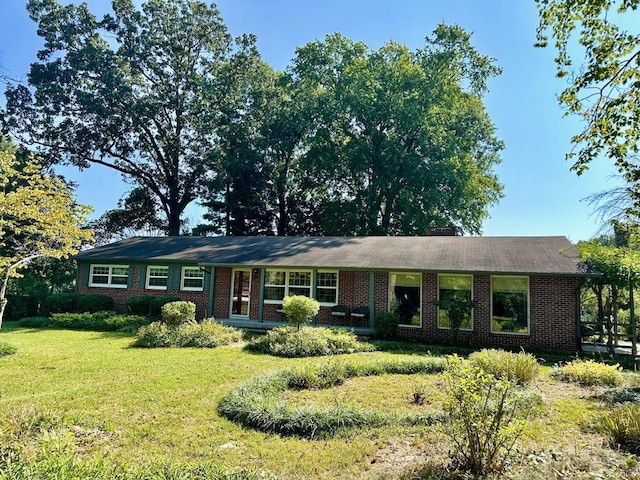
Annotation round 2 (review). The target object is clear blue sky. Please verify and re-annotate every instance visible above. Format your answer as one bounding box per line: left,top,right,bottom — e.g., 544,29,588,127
0,0,624,242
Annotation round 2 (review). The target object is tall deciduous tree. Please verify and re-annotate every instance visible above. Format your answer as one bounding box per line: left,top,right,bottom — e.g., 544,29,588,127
536,0,640,216
2,0,259,235
0,149,93,327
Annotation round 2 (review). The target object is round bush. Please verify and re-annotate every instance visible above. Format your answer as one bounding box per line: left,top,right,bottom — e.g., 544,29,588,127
125,295,155,315
41,293,79,315
149,296,181,316
551,359,623,386
76,294,115,313
15,316,51,328
161,301,196,327
374,311,400,339
282,295,319,328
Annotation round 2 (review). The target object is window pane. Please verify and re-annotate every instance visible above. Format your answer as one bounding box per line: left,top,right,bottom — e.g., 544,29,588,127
149,267,168,276
317,272,337,287
264,286,285,301
389,272,421,326
265,270,285,285
148,277,168,287
492,277,528,334
438,275,473,329
183,278,203,289
392,273,421,287
92,275,109,284
93,266,109,275
111,276,128,285
289,271,311,286
112,267,129,276
316,287,337,304
183,268,203,278
289,286,311,297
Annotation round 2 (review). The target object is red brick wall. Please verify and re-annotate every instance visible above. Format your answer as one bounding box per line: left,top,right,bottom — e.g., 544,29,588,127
213,267,232,320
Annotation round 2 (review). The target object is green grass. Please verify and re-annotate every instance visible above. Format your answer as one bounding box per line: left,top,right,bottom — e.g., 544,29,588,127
2,325,640,479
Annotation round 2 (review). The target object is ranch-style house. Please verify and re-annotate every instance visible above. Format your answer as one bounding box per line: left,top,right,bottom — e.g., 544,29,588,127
75,235,590,351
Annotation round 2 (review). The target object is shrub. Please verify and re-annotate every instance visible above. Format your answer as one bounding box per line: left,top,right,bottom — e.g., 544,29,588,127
0,340,17,356
469,349,540,384
601,386,640,404
125,295,155,315
50,311,115,330
161,301,196,327
551,359,623,386
15,316,51,328
245,326,375,357
149,296,181,316
599,404,640,453
133,319,241,348
76,294,114,313
104,314,148,332
40,293,79,315
4,294,39,321
282,295,319,329
374,311,400,339
443,355,542,475
133,321,171,348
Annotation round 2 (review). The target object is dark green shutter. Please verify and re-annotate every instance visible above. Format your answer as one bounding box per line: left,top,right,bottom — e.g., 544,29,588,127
81,262,90,287
127,265,135,288
203,269,210,291
139,265,147,289
168,266,181,290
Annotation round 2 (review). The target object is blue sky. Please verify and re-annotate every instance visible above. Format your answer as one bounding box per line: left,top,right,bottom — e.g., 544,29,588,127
0,0,624,242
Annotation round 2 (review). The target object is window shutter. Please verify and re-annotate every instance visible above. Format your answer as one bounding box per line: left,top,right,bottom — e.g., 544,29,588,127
127,265,135,288
81,263,90,287
168,266,181,290
139,265,147,289
203,269,210,291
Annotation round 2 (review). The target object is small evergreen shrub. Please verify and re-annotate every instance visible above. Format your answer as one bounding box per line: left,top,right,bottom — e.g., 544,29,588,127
125,295,155,315
551,359,623,386
374,311,400,339
76,294,115,313
161,301,196,327
601,386,640,404
0,340,17,356
51,311,115,330
104,314,148,332
282,295,319,329
41,293,79,315
599,404,640,453
469,349,540,384
15,316,51,328
149,296,181,316
245,326,375,357
133,319,241,348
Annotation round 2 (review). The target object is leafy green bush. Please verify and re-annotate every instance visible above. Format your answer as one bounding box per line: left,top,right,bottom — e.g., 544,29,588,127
15,316,51,328
600,386,640,404
149,296,181,316
599,404,640,453
469,349,540,384
133,319,241,348
104,314,148,332
0,340,17,356
4,294,39,321
76,294,115,313
245,326,375,357
161,301,196,327
41,293,79,315
125,295,155,315
49,311,146,332
443,355,542,475
551,359,623,386
282,295,319,329
374,311,400,339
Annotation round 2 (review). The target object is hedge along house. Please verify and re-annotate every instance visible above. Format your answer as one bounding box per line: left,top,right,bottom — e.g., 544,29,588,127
75,235,591,351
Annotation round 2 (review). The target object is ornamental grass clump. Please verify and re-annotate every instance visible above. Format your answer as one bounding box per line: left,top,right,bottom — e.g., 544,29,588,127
599,404,640,453
551,358,623,386
0,340,17,356
133,319,241,348
469,348,540,384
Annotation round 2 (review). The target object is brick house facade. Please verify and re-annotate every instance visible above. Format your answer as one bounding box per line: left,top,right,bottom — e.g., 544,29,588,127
75,236,590,351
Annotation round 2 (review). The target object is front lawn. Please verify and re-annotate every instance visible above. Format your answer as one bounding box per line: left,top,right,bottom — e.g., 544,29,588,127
1,325,640,479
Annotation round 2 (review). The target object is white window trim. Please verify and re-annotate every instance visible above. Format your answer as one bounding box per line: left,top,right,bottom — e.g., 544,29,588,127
145,266,169,290
490,275,530,336
264,269,313,304
89,264,129,289
389,271,422,328
315,270,339,306
437,273,474,331
181,266,204,291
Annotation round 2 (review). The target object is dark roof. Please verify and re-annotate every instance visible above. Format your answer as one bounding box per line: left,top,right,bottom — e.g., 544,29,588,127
75,236,589,276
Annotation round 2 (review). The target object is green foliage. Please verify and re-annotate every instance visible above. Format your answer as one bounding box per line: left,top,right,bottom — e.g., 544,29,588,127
133,319,242,349
218,357,446,438
551,359,624,386
50,311,146,332
76,294,115,313
0,340,17,356
599,404,640,454
468,349,540,384
40,293,79,315
125,295,155,316
601,386,640,404
245,326,375,358
15,316,51,328
374,311,400,340
443,356,542,475
149,296,181,316
281,295,319,329
161,301,196,327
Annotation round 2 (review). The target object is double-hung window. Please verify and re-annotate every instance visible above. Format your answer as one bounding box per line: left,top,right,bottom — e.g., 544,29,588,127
89,265,129,288
264,269,312,302
491,276,529,334
181,267,204,291
437,274,473,330
315,271,338,304
146,266,169,290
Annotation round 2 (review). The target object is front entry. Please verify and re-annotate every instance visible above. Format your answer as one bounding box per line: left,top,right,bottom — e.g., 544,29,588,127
231,269,251,317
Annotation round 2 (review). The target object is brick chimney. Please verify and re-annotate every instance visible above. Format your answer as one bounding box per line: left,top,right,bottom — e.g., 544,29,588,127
427,226,457,236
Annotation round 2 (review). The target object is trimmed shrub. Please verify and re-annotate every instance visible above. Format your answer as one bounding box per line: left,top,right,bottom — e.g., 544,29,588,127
133,321,171,348
469,349,540,384
149,296,181,316
41,293,79,315
0,340,17,356
104,314,148,332
50,311,116,330
15,316,51,328
282,295,319,329
374,311,400,339
551,359,623,386
76,294,114,313
133,319,241,348
161,301,196,327
245,326,375,358
599,404,640,453
125,295,155,315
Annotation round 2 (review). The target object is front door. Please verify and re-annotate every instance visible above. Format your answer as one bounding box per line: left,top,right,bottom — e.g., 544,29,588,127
231,269,251,317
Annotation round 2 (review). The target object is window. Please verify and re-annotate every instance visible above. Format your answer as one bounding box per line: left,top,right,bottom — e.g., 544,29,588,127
491,276,529,334
438,274,473,330
89,265,129,288
315,271,338,304
264,269,312,302
181,267,204,291
145,266,169,290
389,272,422,327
